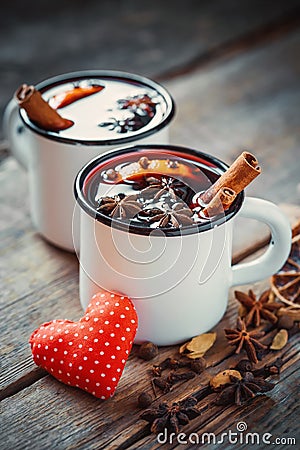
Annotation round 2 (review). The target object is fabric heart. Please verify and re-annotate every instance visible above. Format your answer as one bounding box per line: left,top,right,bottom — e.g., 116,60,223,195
29,290,138,399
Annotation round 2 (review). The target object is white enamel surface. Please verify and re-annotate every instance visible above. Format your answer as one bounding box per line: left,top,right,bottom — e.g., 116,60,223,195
3,99,29,169
78,196,291,345
4,98,170,251
79,210,233,345
232,197,291,285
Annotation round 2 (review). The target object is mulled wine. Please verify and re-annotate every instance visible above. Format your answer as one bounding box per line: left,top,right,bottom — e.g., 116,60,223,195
83,147,238,230
32,74,171,142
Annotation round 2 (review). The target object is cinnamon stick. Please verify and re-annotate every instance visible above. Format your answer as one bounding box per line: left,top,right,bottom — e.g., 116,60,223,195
202,187,237,217
15,84,74,132
201,151,261,204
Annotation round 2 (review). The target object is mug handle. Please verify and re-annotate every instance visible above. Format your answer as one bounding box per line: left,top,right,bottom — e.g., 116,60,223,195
231,197,291,286
3,98,28,170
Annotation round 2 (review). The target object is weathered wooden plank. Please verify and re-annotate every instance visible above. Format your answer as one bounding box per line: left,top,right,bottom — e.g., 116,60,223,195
0,274,80,390
0,217,298,450
1,0,300,132
0,19,299,450
177,352,300,450
123,345,299,450
0,309,298,450
0,244,297,447
1,197,297,390
0,218,284,393
0,157,79,306
0,35,299,402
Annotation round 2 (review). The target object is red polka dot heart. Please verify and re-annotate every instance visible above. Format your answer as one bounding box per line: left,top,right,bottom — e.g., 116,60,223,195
29,290,138,399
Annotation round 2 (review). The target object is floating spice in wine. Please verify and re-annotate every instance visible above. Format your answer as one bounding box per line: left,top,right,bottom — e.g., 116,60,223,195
202,187,237,217
15,84,74,132
86,150,261,230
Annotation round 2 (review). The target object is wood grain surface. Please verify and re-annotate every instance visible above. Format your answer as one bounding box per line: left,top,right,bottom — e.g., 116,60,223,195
0,262,299,450
1,3,300,450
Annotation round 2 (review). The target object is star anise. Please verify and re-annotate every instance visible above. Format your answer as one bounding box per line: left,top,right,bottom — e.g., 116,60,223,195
140,176,187,201
215,372,274,406
235,289,281,327
118,93,158,117
140,396,200,434
97,194,142,219
149,202,194,229
224,317,267,364
136,207,165,224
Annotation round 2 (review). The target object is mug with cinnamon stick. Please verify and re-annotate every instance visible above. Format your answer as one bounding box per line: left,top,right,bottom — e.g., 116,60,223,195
3,71,175,251
75,145,291,345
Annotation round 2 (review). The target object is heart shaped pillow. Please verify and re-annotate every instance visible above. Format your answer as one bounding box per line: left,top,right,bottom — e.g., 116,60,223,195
29,291,138,399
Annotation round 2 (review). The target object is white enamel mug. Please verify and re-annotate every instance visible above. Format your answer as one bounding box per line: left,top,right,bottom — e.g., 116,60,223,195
75,145,291,345
3,71,175,252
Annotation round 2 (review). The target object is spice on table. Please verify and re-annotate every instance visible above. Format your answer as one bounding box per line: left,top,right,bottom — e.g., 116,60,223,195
152,358,189,376
251,358,283,378
224,317,267,364
233,358,283,378
138,392,153,409
152,356,206,377
153,376,172,393
190,357,207,374
210,369,242,391
180,333,217,359
271,231,300,307
152,371,195,393
167,371,196,384
214,372,275,406
276,315,295,330
140,396,201,434
277,306,300,321
138,341,159,361
152,358,185,376
233,359,253,374
235,289,280,327
270,329,289,350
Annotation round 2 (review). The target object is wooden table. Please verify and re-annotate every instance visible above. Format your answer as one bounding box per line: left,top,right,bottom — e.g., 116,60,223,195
1,3,300,449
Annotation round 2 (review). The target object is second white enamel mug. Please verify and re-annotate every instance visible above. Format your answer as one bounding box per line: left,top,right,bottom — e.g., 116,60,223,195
3,71,175,252
75,145,291,345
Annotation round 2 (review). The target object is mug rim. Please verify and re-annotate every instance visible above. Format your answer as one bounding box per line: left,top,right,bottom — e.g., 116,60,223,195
19,70,175,146
74,144,244,236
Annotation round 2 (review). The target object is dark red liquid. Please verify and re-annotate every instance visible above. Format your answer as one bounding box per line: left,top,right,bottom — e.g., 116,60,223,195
39,76,168,141
84,149,227,229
